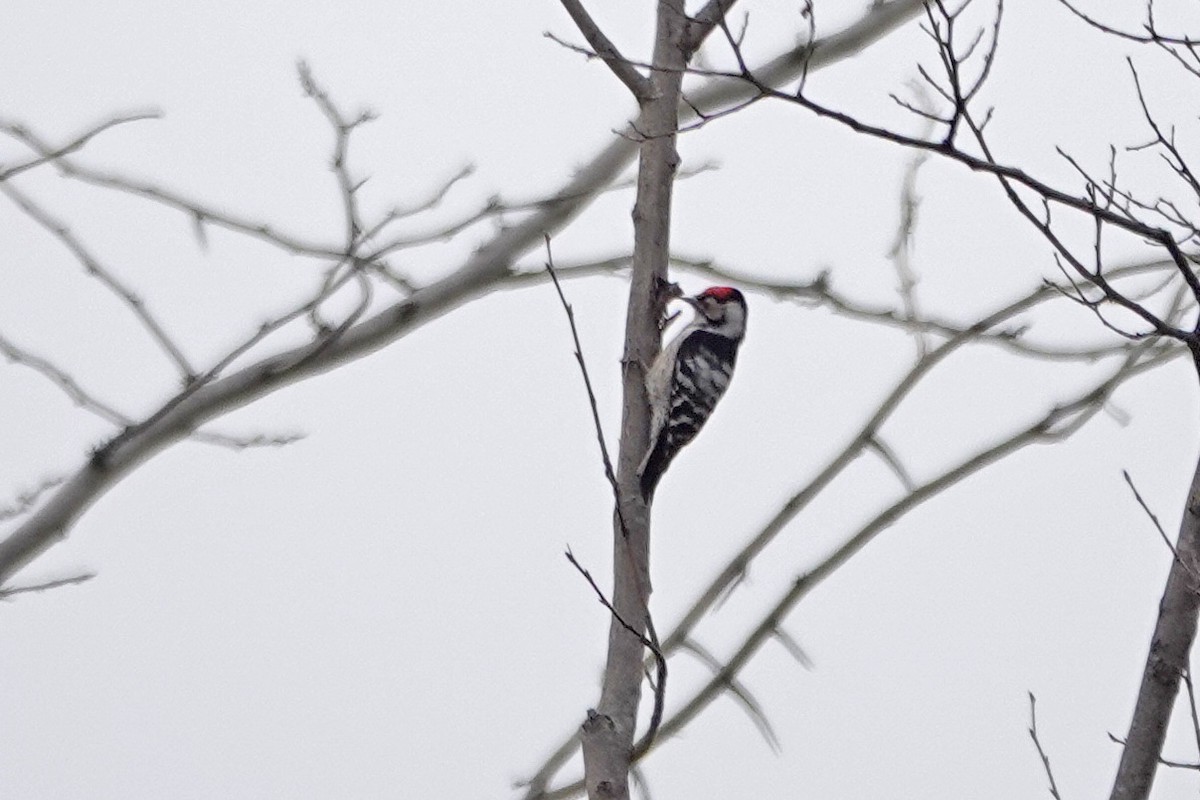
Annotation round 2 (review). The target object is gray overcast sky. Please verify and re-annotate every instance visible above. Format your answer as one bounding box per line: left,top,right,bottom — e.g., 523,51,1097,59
4,1,1200,798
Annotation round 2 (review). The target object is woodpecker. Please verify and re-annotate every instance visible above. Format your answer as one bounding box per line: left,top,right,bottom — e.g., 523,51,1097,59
638,285,748,500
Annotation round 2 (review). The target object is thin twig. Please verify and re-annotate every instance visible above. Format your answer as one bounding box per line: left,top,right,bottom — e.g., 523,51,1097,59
1123,469,1184,561
367,164,476,235
564,548,668,753
0,331,133,426
543,236,627,536
682,0,743,56
1,122,344,257
1054,0,1199,47
1,182,197,379
0,476,68,523
0,571,95,599
0,111,160,181
94,257,366,463
888,81,935,358
298,61,373,254
188,430,307,449
867,434,916,492
677,638,780,751
1109,732,1200,770
1028,692,1064,800
1185,665,1200,765
0,328,305,453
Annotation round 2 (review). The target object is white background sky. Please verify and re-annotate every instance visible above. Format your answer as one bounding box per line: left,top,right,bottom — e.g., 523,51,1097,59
4,1,1200,798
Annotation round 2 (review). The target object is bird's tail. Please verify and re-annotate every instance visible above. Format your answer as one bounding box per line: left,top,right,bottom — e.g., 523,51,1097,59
638,435,672,501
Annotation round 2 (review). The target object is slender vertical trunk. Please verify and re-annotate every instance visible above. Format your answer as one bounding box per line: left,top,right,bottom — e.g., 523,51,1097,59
1110,426,1200,800
580,3,688,798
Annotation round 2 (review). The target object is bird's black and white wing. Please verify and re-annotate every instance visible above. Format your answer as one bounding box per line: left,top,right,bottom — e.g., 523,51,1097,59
639,330,739,499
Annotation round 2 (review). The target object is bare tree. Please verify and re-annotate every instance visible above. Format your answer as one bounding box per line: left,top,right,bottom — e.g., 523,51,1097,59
0,0,926,589
4,2,1196,798
617,0,1200,797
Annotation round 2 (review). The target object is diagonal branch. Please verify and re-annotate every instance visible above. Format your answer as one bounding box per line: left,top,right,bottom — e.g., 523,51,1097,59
515,253,1179,361
1124,468,1182,561
0,112,160,181
1,182,197,379
682,0,742,56
557,0,652,100
0,571,95,599
534,342,1176,800
0,0,928,617
0,122,345,257
677,638,780,751
646,345,1172,753
544,238,626,533
521,262,1180,797
530,330,1175,799
701,17,1200,340
0,331,133,426
1028,693,1065,800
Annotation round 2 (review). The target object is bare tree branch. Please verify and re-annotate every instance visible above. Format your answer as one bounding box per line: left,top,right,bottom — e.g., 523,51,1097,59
888,83,936,357
516,252,1180,361
1054,0,1199,47
0,332,133,426
1109,731,1200,771
0,112,160,181
557,0,652,100
1,182,197,379
532,341,1175,800
523,260,1181,796
1184,666,1200,767
2,120,346,257
188,430,306,449
565,548,668,753
0,571,95,599
1028,693,1064,800
677,638,780,751
867,434,917,492
1124,468,1181,561
1113,449,1200,800
645,344,1170,755
1,0,927,598
0,326,305,454
682,0,742,56
0,476,67,523
374,163,475,225
544,233,670,761
544,239,625,531
298,60,373,254
699,8,1200,346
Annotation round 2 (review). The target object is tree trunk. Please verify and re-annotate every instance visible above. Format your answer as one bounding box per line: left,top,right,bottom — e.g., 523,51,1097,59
1110,435,1200,800
579,3,687,798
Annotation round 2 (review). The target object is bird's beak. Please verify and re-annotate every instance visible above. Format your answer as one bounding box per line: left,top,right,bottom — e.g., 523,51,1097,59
681,295,703,311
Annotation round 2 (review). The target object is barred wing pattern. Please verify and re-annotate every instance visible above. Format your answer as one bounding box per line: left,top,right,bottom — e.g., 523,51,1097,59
639,329,740,499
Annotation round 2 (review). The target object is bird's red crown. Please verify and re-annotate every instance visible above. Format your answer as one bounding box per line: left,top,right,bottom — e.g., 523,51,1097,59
699,286,742,302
